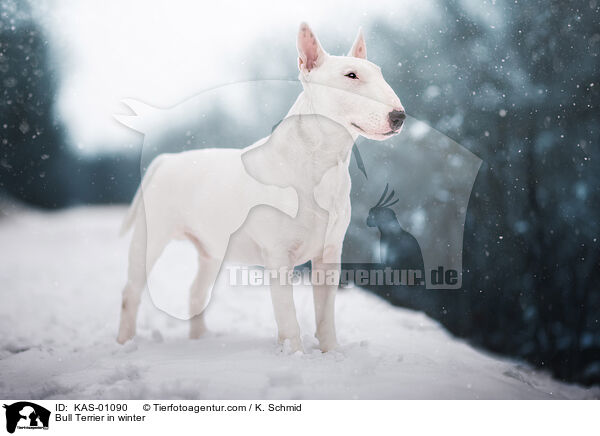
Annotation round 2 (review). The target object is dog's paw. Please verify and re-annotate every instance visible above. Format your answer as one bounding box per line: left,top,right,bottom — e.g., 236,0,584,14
116,331,134,345
116,322,136,344
189,314,208,339
317,336,339,353
280,336,304,354
189,324,208,340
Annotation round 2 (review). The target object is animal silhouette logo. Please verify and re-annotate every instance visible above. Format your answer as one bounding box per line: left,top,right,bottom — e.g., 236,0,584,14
367,183,424,278
3,402,50,433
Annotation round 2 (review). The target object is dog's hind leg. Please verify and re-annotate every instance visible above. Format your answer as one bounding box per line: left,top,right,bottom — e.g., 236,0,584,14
188,257,221,339
187,232,224,339
117,220,168,344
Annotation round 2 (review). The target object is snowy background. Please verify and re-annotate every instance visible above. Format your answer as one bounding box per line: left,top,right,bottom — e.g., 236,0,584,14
1,0,599,394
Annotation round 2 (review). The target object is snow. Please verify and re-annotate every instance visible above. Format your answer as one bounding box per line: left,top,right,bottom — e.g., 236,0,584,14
0,206,598,399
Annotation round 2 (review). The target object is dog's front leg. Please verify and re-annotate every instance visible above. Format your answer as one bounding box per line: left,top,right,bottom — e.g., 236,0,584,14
311,248,341,352
269,267,302,353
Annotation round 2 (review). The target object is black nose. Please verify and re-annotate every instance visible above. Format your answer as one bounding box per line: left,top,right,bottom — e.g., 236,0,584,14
388,110,406,131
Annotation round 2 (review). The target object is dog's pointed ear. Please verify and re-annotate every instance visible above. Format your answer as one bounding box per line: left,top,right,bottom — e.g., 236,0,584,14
348,27,367,59
297,22,326,72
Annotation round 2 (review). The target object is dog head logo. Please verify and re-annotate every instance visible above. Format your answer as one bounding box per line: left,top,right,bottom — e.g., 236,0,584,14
3,402,50,433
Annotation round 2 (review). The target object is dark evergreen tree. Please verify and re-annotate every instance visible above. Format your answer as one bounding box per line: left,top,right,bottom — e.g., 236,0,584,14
0,0,71,207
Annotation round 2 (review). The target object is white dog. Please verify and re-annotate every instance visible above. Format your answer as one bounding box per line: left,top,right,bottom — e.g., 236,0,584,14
117,23,405,352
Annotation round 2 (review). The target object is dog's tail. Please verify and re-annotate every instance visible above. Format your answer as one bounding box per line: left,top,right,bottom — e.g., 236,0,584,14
120,155,168,236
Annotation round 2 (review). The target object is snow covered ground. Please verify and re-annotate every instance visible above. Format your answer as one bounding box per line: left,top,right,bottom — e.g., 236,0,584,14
0,206,598,399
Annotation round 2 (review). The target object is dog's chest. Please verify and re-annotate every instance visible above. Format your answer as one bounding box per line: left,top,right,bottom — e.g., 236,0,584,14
229,162,351,266
268,162,352,264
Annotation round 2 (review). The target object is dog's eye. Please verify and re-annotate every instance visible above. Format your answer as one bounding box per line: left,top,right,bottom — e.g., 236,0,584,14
345,72,358,79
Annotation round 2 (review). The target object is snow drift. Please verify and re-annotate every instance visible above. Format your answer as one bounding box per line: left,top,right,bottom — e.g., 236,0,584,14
0,206,597,399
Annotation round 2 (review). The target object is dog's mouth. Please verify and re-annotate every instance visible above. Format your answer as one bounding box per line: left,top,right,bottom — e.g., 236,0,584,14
351,122,366,133
351,122,399,137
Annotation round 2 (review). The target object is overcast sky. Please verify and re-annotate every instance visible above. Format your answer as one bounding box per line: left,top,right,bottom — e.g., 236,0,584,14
32,0,439,151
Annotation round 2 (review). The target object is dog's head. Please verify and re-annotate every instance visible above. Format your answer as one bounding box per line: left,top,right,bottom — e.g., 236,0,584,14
296,23,405,141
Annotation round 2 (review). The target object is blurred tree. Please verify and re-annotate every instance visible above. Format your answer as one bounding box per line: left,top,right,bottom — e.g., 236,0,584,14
368,0,600,385
0,0,71,207
0,1,140,208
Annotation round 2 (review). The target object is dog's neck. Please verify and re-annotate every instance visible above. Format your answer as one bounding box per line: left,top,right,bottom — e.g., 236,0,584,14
284,90,357,166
